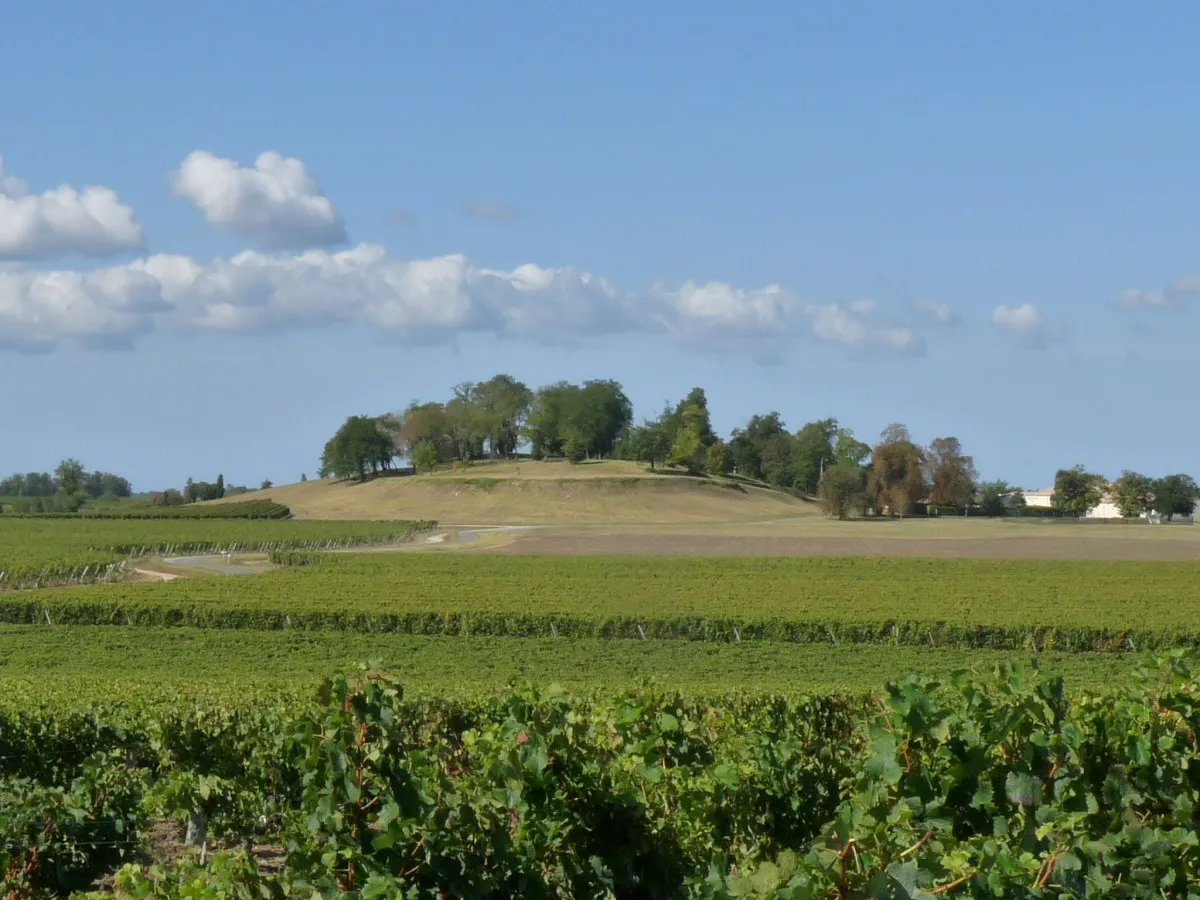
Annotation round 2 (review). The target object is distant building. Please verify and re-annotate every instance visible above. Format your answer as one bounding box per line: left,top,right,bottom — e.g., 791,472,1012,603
1024,489,1054,508
1022,485,1196,522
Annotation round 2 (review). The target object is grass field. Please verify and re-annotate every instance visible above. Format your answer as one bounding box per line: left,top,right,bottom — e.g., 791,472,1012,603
230,459,819,524
0,625,1149,699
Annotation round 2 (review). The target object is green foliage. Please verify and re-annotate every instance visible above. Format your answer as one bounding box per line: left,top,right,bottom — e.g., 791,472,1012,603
0,517,433,588
1112,470,1155,518
977,480,1013,516
818,463,866,520
729,412,787,481
320,415,396,481
792,419,837,495
13,659,1200,895
3,499,291,520
833,427,871,468
1052,465,1107,517
411,440,440,475
706,440,732,476
1153,473,1199,521
669,418,706,473
525,379,633,461
10,553,1200,652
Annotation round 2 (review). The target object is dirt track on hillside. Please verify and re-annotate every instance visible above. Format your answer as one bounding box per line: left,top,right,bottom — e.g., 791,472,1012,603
490,533,1200,561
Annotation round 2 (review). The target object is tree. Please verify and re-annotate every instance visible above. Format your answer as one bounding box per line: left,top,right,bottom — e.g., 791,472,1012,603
868,429,927,517
760,434,798,490
926,436,977,507
320,416,396,481
834,427,871,467
622,421,671,470
792,418,838,495
1051,465,1106,517
978,480,1013,517
412,441,440,475
819,463,867,520
300,473,308,483
705,440,732,477
470,374,533,458
260,479,274,490
879,422,912,445
729,412,787,480
1152,474,1199,521
667,403,708,473
54,458,85,496
1111,470,1155,518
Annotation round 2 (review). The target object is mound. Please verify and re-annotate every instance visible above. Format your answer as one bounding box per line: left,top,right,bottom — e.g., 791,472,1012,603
232,460,818,524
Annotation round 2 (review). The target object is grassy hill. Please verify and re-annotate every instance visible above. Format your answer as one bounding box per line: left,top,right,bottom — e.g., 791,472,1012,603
232,460,818,524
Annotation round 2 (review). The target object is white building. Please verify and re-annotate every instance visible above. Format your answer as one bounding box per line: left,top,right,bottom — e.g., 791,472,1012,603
1023,489,1054,508
1022,486,1196,521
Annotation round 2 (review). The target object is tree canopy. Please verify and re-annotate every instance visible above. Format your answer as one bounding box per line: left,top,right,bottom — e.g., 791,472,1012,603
1051,466,1107,517
320,416,396,481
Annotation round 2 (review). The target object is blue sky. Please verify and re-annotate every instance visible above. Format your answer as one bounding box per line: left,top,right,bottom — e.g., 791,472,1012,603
1,2,1197,491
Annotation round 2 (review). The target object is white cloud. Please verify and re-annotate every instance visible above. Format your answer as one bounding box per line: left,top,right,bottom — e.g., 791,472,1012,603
171,151,346,250
0,157,145,261
992,303,1048,341
806,301,924,355
913,298,960,325
1118,274,1199,310
0,244,926,356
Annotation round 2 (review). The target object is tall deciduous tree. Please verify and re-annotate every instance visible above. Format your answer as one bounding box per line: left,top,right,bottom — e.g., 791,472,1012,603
792,418,838,495
54,458,85,496
1153,474,1199,521
1111,470,1155,518
926,436,977,506
705,440,732,476
729,412,787,480
320,416,396,481
1051,465,1106,517
834,427,871,467
869,426,927,516
819,463,867,520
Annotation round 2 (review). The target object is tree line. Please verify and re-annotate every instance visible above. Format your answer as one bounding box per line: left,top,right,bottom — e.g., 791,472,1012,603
1047,466,1198,521
0,460,132,513
316,372,1199,521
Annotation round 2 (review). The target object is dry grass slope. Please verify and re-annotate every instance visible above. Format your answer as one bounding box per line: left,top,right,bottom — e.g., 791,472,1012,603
235,460,819,524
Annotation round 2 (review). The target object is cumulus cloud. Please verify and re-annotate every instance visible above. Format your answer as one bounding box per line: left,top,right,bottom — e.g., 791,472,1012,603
992,303,1051,344
913,298,960,325
171,151,346,250
461,199,527,222
0,157,145,261
807,301,925,355
1117,274,1199,310
0,244,925,356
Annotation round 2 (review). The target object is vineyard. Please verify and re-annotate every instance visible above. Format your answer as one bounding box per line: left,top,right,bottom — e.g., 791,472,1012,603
6,553,1200,651
6,516,1200,896
7,658,1200,897
1,499,293,519
0,518,434,589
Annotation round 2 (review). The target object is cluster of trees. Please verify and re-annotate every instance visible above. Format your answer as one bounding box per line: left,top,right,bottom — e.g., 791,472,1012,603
815,424,978,520
321,376,637,480
1054,466,1199,521
314,373,1197,524
0,459,132,513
